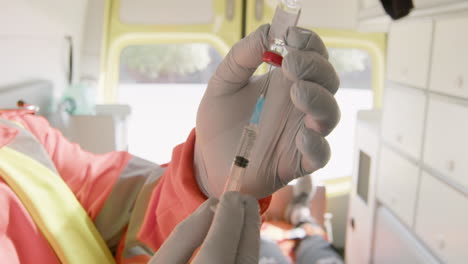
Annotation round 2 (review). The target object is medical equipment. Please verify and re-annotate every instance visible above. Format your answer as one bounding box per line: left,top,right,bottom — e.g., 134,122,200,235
223,0,302,193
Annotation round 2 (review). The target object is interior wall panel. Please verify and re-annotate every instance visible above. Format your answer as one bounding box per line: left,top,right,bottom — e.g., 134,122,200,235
0,0,88,96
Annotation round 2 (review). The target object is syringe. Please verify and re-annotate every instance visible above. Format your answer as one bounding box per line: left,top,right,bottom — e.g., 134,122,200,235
223,0,301,194
222,83,267,192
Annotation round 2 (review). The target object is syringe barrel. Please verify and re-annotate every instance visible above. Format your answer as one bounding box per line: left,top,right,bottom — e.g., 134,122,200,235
224,165,245,192
234,124,258,161
223,123,258,193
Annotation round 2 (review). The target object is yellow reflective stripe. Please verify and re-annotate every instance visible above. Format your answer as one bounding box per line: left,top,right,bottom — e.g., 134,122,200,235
10,120,25,128
0,147,115,264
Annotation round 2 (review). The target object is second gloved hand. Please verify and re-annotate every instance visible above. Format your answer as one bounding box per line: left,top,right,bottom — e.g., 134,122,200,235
149,192,260,264
195,24,340,199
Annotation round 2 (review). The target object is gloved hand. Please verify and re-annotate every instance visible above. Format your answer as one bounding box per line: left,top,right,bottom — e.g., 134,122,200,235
195,24,340,198
149,192,260,264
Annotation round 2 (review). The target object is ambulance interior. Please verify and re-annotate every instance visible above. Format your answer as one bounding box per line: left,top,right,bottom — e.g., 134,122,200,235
1,0,467,263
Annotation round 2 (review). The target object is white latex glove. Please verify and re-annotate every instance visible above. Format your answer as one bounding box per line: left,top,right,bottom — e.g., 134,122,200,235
195,24,340,198
149,192,260,264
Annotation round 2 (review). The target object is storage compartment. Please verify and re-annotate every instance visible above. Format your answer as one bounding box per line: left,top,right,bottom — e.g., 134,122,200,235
377,146,419,226
387,19,433,88
423,96,468,189
415,172,468,263
429,16,468,99
381,83,427,159
373,207,439,264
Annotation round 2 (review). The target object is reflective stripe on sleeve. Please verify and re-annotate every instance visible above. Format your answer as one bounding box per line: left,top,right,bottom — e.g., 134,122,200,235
94,156,164,252
0,147,115,264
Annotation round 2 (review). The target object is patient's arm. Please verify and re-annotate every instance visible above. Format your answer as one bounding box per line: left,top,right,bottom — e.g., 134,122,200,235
9,112,133,218
3,111,211,263
2,111,159,252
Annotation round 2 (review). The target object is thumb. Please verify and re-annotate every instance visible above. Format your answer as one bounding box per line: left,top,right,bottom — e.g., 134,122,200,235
208,24,269,95
148,198,218,264
235,193,260,264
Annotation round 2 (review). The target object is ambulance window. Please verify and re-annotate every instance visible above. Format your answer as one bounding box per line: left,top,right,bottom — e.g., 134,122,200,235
119,43,222,83
118,43,222,163
329,48,373,91
118,44,374,173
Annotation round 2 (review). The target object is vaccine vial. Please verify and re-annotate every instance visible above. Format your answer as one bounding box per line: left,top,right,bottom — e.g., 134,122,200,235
262,0,302,67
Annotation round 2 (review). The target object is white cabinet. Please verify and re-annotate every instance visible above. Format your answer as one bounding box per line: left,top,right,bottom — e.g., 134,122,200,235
377,146,420,226
366,4,468,264
423,96,468,189
373,207,439,264
345,110,381,264
415,172,468,264
387,19,433,88
381,83,426,159
429,16,468,99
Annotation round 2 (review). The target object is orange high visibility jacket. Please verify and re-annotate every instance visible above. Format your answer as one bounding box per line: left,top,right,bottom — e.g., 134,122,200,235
0,110,271,264
0,110,206,263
